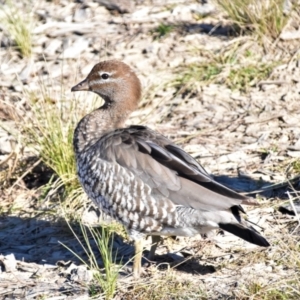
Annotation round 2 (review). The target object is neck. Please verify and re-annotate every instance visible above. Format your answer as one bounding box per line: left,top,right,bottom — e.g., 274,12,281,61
73,103,133,154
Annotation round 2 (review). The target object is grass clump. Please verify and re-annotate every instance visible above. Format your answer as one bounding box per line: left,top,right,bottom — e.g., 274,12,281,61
21,73,100,207
226,62,275,91
290,159,300,174
120,274,207,300
63,221,121,300
238,280,300,300
24,88,80,196
152,23,174,39
215,0,290,40
180,63,223,85
87,226,120,299
175,48,276,93
0,0,34,57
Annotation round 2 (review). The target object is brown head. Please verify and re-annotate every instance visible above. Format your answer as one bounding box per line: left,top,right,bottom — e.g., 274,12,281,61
72,60,142,153
71,60,142,122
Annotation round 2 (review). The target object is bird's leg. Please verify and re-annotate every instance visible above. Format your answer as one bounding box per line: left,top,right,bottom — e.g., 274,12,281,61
148,235,161,261
133,238,143,279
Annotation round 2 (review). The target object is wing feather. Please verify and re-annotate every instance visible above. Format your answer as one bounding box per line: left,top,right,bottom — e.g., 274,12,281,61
97,126,256,210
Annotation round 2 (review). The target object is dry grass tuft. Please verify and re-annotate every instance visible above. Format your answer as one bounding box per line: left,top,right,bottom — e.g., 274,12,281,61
62,220,121,300
0,0,34,57
23,88,80,196
118,272,207,300
174,42,279,93
18,69,101,210
215,0,291,40
238,232,300,299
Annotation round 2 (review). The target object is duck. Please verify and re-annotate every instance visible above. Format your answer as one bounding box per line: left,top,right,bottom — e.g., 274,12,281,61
71,60,269,278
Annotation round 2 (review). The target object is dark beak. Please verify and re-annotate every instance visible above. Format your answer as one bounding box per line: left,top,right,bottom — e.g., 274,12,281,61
71,78,89,92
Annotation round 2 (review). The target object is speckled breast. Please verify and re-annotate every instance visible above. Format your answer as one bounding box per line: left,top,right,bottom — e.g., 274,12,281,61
75,153,173,234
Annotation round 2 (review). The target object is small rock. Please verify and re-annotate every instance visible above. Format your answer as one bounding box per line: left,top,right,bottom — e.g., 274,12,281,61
0,253,17,272
260,84,278,91
73,7,88,22
280,31,300,40
44,39,62,56
131,7,150,19
70,265,94,282
0,136,15,154
95,0,133,14
61,38,90,59
19,59,35,82
168,56,184,68
190,3,216,16
287,150,300,157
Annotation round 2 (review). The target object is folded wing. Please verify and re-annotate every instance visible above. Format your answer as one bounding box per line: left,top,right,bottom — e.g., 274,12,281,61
97,125,257,211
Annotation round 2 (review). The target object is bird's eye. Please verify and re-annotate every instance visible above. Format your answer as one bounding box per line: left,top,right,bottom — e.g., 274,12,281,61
101,73,109,80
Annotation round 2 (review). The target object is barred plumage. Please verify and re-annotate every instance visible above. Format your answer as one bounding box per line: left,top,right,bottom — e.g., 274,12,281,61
71,60,269,278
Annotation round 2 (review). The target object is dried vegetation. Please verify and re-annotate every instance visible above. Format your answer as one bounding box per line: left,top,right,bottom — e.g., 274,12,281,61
1,0,300,299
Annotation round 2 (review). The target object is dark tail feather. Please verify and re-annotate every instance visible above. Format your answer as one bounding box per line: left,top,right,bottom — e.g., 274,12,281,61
219,223,270,247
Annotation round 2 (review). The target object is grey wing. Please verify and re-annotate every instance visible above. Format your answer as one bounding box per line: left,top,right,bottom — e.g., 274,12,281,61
98,126,257,212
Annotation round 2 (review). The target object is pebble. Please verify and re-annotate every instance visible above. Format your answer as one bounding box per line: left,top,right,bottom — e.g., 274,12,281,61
61,37,90,59
0,253,17,273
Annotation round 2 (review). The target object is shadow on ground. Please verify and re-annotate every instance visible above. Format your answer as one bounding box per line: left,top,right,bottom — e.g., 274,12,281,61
0,215,216,275
177,22,238,37
1,171,298,272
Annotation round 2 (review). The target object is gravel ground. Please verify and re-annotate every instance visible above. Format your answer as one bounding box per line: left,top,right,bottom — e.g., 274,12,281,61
1,0,300,299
